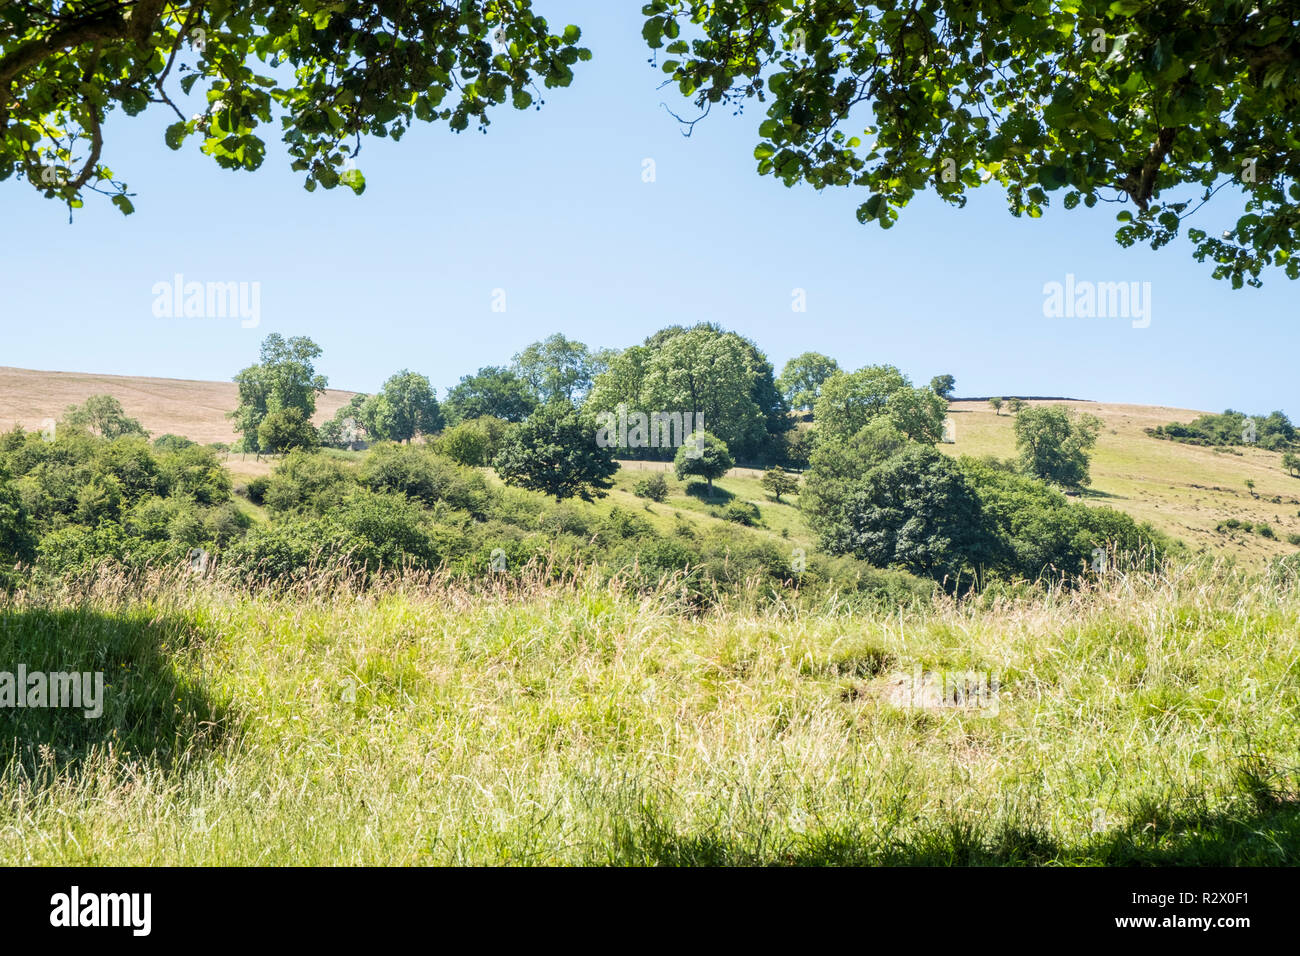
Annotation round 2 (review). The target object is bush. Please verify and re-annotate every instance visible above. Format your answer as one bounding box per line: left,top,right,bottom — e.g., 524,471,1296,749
159,445,232,505
244,476,269,505
632,472,670,502
153,434,197,453
361,443,493,517
722,501,761,526
257,407,320,454
264,451,356,515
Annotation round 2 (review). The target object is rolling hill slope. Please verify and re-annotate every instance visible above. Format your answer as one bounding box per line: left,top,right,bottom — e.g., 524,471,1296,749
941,400,1300,563
2,367,1296,563
0,366,358,446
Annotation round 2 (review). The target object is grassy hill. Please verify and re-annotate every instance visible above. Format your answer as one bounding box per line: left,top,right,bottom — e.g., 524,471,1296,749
0,366,358,447
3,366,1297,564
942,400,1300,564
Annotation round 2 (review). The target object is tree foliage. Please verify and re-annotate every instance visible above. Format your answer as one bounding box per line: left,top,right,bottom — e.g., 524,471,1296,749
493,402,617,502
1014,405,1102,489
645,0,1300,287
812,364,910,444
362,370,443,444
230,334,327,455
673,430,732,495
760,466,799,502
62,395,147,440
443,366,537,424
777,351,840,412
513,334,596,404
588,324,789,462
2,1,590,213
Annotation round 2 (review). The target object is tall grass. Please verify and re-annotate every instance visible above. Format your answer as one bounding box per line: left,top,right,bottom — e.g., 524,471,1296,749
1,557,1297,864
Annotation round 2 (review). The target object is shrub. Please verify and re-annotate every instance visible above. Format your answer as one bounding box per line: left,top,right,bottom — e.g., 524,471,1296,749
244,476,269,505
153,434,197,453
361,443,493,517
264,451,356,515
632,472,669,502
723,501,761,526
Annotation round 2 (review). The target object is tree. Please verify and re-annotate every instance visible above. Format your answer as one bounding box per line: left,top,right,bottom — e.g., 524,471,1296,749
493,403,617,502
645,1,1300,287
1245,478,1257,498
1014,407,1102,490
641,325,783,461
365,370,442,443
886,387,947,444
436,417,512,468
438,421,490,468
801,417,908,547
1007,398,1027,415
819,446,994,585
778,352,840,412
62,395,147,440
513,334,596,404
5,3,589,214
257,407,320,455
673,431,733,498
761,466,798,503
930,375,956,400
319,394,368,449
588,325,785,462
812,365,910,444
1283,452,1300,477
230,334,328,456
989,398,1005,416
443,367,537,425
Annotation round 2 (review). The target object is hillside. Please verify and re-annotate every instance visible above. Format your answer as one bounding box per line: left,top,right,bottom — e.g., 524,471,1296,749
942,400,1300,563
2,366,1297,564
0,366,358,446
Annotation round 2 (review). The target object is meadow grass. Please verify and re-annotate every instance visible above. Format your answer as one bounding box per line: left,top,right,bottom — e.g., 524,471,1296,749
1,560,1297,865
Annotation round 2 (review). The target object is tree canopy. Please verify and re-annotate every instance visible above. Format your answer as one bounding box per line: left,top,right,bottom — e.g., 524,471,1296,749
362,370,443,444
230,334,327,455
513,334,596,405
587,324,788,462
644,0,1300,287
778,352,840,412
62,394,148,440
1014,405,1102,489
492,402,617,502
443,366,538,425
10,2,1297,287
2,1,589,213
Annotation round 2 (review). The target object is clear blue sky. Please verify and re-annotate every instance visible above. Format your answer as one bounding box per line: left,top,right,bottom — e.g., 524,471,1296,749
1,2,1295,415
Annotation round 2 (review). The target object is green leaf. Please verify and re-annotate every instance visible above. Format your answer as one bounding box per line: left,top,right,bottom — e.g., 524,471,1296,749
164,122,187,151
1036,165,1068,191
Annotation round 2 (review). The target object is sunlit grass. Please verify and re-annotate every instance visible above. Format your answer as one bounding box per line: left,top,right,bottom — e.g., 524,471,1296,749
2,559,1297,865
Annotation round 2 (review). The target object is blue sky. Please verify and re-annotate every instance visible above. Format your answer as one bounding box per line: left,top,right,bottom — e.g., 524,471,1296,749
1,2,1295,415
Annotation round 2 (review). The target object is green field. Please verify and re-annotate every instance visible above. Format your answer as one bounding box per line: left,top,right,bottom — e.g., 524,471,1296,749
2,562,1297,865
